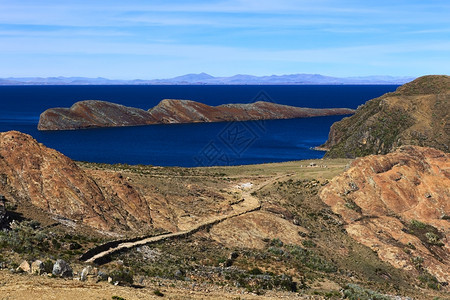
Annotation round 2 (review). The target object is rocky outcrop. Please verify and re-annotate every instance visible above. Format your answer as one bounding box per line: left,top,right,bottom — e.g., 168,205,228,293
0,131,152,231
321,75,449,158
320,146,449,283
38,99,355,130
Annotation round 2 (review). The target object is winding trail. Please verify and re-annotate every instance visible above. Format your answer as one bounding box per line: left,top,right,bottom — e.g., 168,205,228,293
81,175,288,264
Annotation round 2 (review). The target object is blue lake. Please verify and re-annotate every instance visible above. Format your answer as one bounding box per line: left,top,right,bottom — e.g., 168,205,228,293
0,85,398,167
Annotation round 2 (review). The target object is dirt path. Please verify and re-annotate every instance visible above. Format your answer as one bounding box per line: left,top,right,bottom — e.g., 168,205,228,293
83,175,288,264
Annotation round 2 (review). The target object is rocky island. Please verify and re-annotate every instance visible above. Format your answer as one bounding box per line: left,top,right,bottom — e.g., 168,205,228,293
38,99,355,130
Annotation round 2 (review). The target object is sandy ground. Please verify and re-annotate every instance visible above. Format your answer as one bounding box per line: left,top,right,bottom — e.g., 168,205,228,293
0,270,309,300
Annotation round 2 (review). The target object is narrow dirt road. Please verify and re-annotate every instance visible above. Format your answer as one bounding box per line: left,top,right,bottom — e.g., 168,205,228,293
83,175,288,264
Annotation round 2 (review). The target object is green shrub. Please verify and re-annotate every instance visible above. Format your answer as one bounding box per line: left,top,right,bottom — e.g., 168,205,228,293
269,238,283,247
248,267,263,275
410,219,427,229
301,240,316,248
110,268,133,285
342,284,391,300
425,232,443,246
418,273,441,290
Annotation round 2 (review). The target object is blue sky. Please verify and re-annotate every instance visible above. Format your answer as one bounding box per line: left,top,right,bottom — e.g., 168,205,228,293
0,0,449,79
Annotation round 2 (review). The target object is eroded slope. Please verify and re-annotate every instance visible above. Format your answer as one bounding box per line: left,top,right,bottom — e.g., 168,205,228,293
0,131,152,231
320,146,449,283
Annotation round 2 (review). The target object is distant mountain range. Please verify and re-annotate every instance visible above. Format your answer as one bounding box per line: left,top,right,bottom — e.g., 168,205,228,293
0,73,416,85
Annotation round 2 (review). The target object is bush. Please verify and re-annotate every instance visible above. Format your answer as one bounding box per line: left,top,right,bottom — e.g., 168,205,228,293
425,232,443,246
410,219,427,229
342,284,391,300
301,240,316,248
110,268,133,285
248,267,263,275
269,238,283,247
418,273,441,290
43,259,54,273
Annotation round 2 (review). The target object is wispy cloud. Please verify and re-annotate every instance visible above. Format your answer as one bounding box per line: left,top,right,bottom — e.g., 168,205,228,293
0,0,449,77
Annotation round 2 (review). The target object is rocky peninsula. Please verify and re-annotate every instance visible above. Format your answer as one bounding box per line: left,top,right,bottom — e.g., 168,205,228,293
321,75,449,158
38,99,355,130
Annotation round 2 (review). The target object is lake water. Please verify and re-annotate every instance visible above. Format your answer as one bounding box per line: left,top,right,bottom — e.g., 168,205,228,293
0,85,398,167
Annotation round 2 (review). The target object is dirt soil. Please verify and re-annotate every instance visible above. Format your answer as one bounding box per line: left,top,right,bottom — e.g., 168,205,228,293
0,270,309,300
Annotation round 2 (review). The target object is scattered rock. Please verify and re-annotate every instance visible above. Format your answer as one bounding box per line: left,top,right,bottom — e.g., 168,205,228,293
16,261,31,273
52,259,73,278
31,260,45,275
174,269,184,278
80,266,92,281
97,271,108,282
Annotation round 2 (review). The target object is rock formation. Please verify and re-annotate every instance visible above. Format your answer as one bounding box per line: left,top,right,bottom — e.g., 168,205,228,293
38,99,355,130
320,146,449,283
321,75,449,158
0,131,152,231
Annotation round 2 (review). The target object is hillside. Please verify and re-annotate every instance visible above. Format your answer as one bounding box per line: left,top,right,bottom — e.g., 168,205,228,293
321,75,449,158
320,146,449,284
37,99,355,130
0,131,153,232
0,131,448,299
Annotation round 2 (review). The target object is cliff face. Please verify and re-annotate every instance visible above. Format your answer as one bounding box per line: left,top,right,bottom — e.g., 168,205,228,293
0,131,152,231
321,75,449,158
38,99,355,130
320,146,449,283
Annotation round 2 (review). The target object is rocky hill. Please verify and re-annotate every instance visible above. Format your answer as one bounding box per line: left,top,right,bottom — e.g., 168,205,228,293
38,99,355,130
0,130,448,298
321,75,449,158
320,146,449,283
0,131,152,231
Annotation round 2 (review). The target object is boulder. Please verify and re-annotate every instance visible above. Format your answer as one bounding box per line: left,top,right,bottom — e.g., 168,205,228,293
31,260,45,275
80,266,92,281
16,260,31,273
52,259,73,278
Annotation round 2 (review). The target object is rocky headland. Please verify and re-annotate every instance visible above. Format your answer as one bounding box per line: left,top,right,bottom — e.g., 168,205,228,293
321,75,449,158
38,99,355,130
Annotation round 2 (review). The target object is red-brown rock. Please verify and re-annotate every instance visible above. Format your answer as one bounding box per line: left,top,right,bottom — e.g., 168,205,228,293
0,131,151,231
38,99,355,130
320,146,449,283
